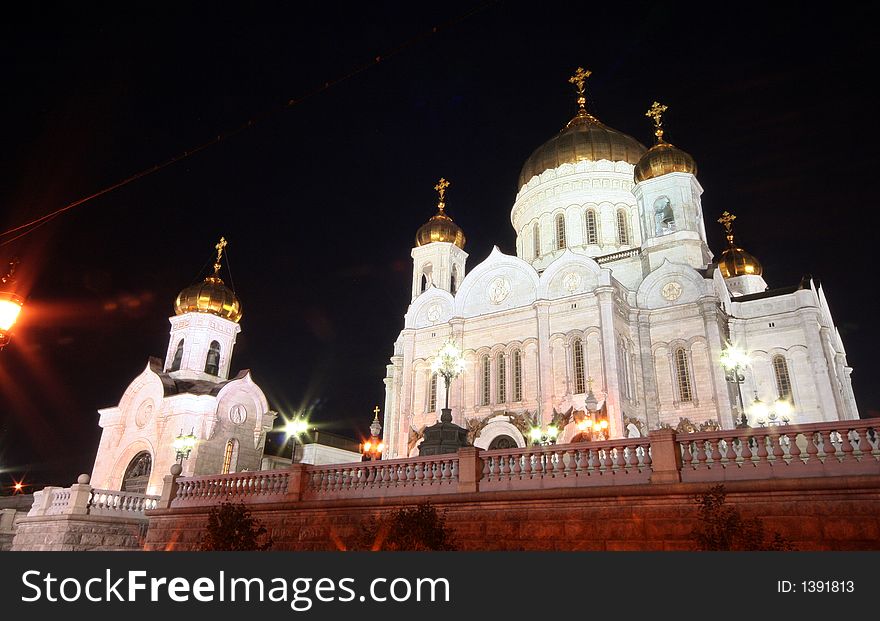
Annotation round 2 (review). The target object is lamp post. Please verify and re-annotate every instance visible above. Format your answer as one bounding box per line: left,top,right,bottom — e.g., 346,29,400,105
529,424,559,446
592,419,609,441
720,344,750,423
430,340,466,423
361,406,384,461
284,416,309,464
173,428,197,464
750,394,792,427
0,259,23,351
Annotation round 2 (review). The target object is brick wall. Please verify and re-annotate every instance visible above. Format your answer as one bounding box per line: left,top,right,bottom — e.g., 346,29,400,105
144,475,880,551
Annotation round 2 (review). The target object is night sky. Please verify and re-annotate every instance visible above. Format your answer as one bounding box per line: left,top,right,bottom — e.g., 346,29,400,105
1,2,877,492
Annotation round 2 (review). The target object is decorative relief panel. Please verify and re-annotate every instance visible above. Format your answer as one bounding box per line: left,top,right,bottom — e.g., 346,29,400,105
563,272,581,293
661,281,683,302
229,404,247,425
487,277,511,305
135,399,154,429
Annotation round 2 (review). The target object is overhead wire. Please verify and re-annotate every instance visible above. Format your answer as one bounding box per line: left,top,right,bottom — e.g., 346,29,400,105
0,1,499,248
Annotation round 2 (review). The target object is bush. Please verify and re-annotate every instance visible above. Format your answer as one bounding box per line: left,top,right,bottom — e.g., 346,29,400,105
357,502,455,551
199,501,274,551
691,484,794,551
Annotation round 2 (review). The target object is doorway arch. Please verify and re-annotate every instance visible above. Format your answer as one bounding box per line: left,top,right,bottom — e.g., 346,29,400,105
121,451,152,494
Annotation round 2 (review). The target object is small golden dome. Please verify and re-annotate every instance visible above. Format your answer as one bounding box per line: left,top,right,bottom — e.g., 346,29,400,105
717,211,762,278
634,141,697,182
415,178,466,249
634,101,697,182
174,237,243,322
519,112,646,189
175,275,242,322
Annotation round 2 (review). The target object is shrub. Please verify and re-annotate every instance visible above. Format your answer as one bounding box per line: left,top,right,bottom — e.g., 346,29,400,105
199,501,273,551
357,501,455,551
691,484,794,551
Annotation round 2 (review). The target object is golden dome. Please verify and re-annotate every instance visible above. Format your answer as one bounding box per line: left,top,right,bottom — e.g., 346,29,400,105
717,212,763,278
415,178,466,249
174,237,243,322
634,142,697,182
519,112,646,189
634,102,697,182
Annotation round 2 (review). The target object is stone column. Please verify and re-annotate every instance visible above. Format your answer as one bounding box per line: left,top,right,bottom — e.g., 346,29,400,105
596,284,622,439
637,312,660,430
457,446,482,494
699,298,735,429
534,301,553,425
648,429,681,484
157,464,182,509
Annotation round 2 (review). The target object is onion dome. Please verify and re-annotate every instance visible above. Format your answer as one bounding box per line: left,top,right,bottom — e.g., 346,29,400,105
518,67,646,189
717,212,763,278
415,178,466,249
634,102,697,183
174,237,243,322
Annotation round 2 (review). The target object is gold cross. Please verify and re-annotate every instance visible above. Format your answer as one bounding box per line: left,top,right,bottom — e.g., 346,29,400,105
213,236,227,275
718,211,737,245
646,101,668,143
373,406,381,420
568,66,592,112
434,178,450,211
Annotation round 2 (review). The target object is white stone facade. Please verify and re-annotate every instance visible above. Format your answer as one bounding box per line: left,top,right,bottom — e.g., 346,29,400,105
382,157,858,458
90,312,275,495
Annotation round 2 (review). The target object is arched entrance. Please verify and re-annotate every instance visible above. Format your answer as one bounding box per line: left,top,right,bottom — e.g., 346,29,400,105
488,435,517,450
121,451,152,494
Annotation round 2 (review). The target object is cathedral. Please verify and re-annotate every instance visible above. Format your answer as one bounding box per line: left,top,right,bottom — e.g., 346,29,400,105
381,68,859,458
89,239,275,495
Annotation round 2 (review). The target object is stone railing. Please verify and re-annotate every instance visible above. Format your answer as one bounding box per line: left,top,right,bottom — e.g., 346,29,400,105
88,489,159,516
480,437,652,491
157,418,879,509
28,475,160,520
595,247,641,264
302,453,460,500
676,419,879,483
172,470,290,507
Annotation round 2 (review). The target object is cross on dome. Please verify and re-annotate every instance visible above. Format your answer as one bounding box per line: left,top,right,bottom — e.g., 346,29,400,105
568,66,592,114
434,178,450,211
213,236,227,275
646,101,669,143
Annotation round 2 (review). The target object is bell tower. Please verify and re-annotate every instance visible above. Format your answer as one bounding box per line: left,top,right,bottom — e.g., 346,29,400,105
411,178,468,301
633,102,711,270
166,237,242,381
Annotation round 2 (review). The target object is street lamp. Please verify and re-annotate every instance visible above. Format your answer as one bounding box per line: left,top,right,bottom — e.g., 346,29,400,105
750,394,792,427
720,344,750,422
529,424,559,446
173,428,197,463
592,419,609,441
430,340,466,423
283,416,309,464
361,406,384,461
0,259,23,350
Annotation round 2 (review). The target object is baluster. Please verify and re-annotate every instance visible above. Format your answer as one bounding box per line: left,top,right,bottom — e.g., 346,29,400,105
552,449,564,475
740,433,753,464
500,454,511,477
803,432,819,465
511,453,522,477
723,436,737,465
710,439,723,464
694,440,708,468
519,451,531,477
857,427,873,461
602,447,614,471
820,431,837,462
680,441,693,469
414,462,424,483
586,448,597,471
625,445,638,468
839,429,855,462
755,432,769,465
613,446,625,470
481,456,491,480
563,449,576,474
769,432,785,462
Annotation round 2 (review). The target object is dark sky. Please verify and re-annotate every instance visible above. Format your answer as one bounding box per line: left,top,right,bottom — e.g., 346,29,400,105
1,1,878,492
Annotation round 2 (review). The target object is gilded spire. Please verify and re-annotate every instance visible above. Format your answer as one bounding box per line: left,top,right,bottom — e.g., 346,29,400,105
646,101,669,144
718,211,737,246
213,236,227,276
434,178,450,213
568,66,592,116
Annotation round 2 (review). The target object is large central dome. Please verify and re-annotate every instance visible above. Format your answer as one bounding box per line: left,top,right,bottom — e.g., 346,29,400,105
519,111,647,189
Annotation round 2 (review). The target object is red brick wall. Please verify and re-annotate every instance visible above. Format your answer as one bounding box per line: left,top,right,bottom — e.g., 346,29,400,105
144,475,880,551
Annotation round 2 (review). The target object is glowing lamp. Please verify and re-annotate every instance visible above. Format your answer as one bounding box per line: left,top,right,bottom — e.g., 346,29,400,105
173,428,197,462
363,441,372,452
0,257,22,349
376,443,384,453
284,417,309,438
530,427,543,442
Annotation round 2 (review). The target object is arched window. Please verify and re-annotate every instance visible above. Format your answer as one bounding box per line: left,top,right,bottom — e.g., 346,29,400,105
674,347,693,403
480,354,490,405
617,209,630,246
121,451,152,494
428,373,437,412
450,266,459,295
572,338,585,394
169,339,184,372
773,355,793,403
512,348,522,402
497,352,507,403
222,439,240,474
205,340,221,376
533,222,541,259
555,213,566,250
585,209,598,245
